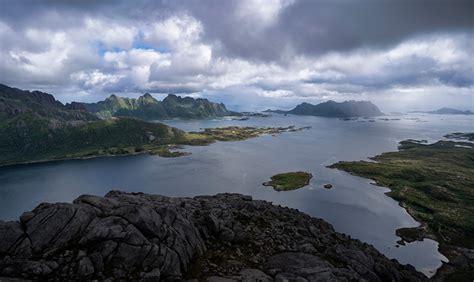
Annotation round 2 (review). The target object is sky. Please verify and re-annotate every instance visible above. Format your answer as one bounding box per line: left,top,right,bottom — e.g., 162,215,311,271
0,0,472,112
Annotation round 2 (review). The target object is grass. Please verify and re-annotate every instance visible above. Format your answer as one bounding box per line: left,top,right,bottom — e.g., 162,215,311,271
263,171,313,191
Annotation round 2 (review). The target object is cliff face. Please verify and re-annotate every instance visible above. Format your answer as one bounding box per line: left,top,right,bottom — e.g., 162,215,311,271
0,191,425,281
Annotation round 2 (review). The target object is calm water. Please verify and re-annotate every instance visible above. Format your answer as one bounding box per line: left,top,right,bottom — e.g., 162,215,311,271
1,113,472,276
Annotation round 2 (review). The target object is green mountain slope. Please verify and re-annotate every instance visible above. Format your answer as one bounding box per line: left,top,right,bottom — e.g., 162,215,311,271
0,84,98,122
0,115,184,165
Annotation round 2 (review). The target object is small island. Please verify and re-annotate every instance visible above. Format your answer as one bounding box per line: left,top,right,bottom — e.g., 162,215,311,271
263,171,313,191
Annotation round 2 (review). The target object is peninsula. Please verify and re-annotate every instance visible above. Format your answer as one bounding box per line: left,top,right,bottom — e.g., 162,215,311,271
330,137,474,280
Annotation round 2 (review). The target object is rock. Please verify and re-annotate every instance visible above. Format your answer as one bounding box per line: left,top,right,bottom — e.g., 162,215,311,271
238,268,272,281
78,257,94,277
0,192,426,281
264,252,338,280
0,221,23,254
206,276,237,282
19,211,35,223
323,184,333,189
142,268,161,281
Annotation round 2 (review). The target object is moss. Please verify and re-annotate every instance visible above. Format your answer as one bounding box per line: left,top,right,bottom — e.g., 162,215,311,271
263,171,313,191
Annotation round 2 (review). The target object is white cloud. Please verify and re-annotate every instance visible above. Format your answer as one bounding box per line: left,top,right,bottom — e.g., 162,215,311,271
236,0,295,28
71,70,123,89
143,15,203,48
85,18,137,49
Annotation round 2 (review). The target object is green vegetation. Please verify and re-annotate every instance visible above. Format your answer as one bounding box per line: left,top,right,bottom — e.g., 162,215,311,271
329,139,474,249
263,171,313,191
0,116,184,165
0,115,307,166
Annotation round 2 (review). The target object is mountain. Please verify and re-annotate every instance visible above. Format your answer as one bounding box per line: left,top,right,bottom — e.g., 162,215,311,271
0,84,184,165
0,84,98,122
75,93,235,119
267,100,383,117
412,107,474,115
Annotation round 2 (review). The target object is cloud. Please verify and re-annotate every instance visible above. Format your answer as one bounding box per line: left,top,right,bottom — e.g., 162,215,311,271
0,0,472,111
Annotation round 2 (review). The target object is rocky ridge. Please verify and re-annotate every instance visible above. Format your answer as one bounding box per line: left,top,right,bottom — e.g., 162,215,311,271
0,192,426,281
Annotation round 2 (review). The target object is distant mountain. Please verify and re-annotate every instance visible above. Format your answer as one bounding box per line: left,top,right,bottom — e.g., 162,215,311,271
0,84,98,122
411,107,474,115
74,93,235,119
266,100,383,117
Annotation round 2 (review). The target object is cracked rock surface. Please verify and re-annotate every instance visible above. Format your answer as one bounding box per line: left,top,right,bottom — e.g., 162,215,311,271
0,191,426,281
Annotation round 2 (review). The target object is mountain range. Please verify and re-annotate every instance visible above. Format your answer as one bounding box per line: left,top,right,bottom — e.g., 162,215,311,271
411,107,473,115
266,100,383,117
70,93,235,119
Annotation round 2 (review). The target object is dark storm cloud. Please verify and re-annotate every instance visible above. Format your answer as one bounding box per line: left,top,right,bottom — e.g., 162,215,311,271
1,0,472,60
275,0,473,56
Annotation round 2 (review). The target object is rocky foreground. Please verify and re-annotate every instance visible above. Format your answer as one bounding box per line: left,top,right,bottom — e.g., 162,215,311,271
0,192,426,281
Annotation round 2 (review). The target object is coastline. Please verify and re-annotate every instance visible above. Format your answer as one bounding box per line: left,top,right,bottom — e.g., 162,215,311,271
328,138,474,280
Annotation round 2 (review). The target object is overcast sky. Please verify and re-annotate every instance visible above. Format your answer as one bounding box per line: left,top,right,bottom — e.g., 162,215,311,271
0,0,472,111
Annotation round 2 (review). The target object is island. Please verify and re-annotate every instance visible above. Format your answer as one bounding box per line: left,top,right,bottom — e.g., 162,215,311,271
329,137,474,280
266,100,383,118
263,171,313,191
0,191,425,280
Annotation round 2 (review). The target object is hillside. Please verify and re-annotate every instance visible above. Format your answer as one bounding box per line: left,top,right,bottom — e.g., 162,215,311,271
0,84,187,165
267,100,383,117
75,93,235,119
0,84,98,122
0,115,185,165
